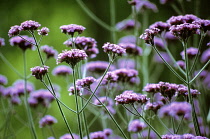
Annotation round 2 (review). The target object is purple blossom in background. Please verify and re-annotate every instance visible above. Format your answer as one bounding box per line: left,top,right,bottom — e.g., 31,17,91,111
115,90,140,104
12,79,34,96
31,66,49,80
8,25,20,37
160,0,174,4
162,134,182,139
116,19,140,31
19,20,41,31
128,119,146,132
40,45,58,59
177,84,200,98
134,0,158,13
154,52,172,64
0,37,5,47
201,48,210,63
143,83,160,93
118,43,142,56
103,128,113,137
142,130,156,139
60,24,85,36
57,49,87,67
154,37,165,50
101,72,118,85
76,76,96,88
207,42,210,47
38,27,49,36
52,65,72,76
175,60,186,69
68,86,81,96
116,58,135,69
118,35,136,44
140,28,160,45
0,74,8,85
144,101,163,113
167,14,199,25
193,19,210,32
113,68,138,84
149,21,170,33
39,115,57,127
60,133,80,139
9,35,35,51
162,134,208,139
0,86,5,96
93,96,114,106
180,47,198,60
89,131,107,139
164,31,178,41
64,36,98,58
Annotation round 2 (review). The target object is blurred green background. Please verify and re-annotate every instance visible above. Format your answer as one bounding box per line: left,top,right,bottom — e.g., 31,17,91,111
1,0,210,138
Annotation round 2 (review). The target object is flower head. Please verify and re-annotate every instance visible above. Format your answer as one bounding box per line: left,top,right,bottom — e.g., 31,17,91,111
19,20,41,31
60,133,80,139
31,66,49,80
116,19,140,31
193,19,210,32
57,49,87,67
140,28,160,45
76,77,96,88
128,119,147,132
115,90,140,104
167,14,199,25
149,21,170,33
175,60,186,69
39,115,57,127
113,68,138,83
0,74,8,85
101,72,118,85
68,86,81,96
118,43,142,56
0,38,5,47
60,24,85,36
89,131,107,139
40,45,58,59
118,35,137,44
52,65,72,76
38,27,50,36
180,47,198,60
201,48,210,63
8,25,20,37
134,0,158,13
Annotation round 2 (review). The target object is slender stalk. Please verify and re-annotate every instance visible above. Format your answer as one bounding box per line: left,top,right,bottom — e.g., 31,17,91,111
182,41,201,136
156,116,174,134
49,126,56,139
110,0,116,43
171,4,182,15
175,116,184,134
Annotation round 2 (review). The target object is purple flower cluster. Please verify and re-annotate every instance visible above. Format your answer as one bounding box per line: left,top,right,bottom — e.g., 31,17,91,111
162,134,208,139
201,48,210,63
19,20,41,31
8,25,21,37
175,60,186,69
52,65,72,76
60,24,85,36
193,19,210,32
118,35,137,44
116,58,135,69
140,28,160,45
102,42,126,59
101,72,118,85
9,35,35,51
154,37,165,50
180,47,198,60
116,19,140,31
0,37,5,47
167,14,199,25
118,43,142,56
0,74,8,85
38,27,50,36
144,101,164,113
158,101,191,119
28,89,56,107
39,115,57,127
132,0,158,13
31,66,49,80
57,49,87,67
60,133,80,139
76,76,96,88
128,119,146,132
64,36,98,58
88,129,112,139
40,45,58,59
177,84,201,98
149,21,170,33
68,86,81,96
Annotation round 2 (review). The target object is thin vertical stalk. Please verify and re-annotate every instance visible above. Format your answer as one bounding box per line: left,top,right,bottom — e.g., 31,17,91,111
182,41,201,136
72,68,83,139
49,126,56,139
23,51,37,139
110,0,116,43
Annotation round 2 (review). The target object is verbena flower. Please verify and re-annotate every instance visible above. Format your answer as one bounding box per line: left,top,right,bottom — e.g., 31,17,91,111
154,52,172,64
193,19,210,32
164,31,178,41
76,76,96,88
60,24,85,36
12,79,34,96
57,49,87,68
162,134,208,139
89,131,107,139
64,36,98,58
9,35,35,51
128,119,146,133
116,58,135,69
52,65,72,76
113,68,138,83
175,60,186,69
177,84,201,98
180,47,198,60
39,115,57,128
115,90,140,104
162,134,182,139
0,37,5,47
160,0,174,4
31,66,49,80
134,0,158,13
145,101,163,113
102,42,126,60
116,19,140,31
118,35,136,44
8,25,20,37
149,21,170,33
154,37,165,50
201,48,210,63
38,27,49,36
101,72,118,85
140,28,160,45
68,86,81,96
40,45,58,59
0,74,8,85
19,20,41,31
0,86,5,96
167,14,199,25
60,133,80,139
118,43,142,56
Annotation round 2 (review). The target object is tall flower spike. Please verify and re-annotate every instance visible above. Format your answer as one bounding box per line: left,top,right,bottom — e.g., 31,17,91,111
31,66,49,80
57,49,87,68
60,24,86,36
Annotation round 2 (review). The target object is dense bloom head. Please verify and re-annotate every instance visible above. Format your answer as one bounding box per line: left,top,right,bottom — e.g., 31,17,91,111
40,45,58,59
38,27,49,36
68,86,81,96
76,77,96,88
101,72,118,85
31,66,49,80
9,35,35,51
145,101,163,113
0,75,8,85
118,43,142,56
116,19,140,31
162,134,183,139
149,21,170,33
135,0,158,13
177,84,200,98
39,115,57,127
57,49,87,67
8,25,20,37
52,65,72,76
128,119,146,132
115,90,140,104
0,38,5,47
19,20,41,31
201,48,210,63
60,133,80,139
140,28,160,45
167,14,199,26
193,19,210,32
102,42,126,59
12,79,34,96
89,131,107,139
180,47,198,60
175,60,186,69
60,24,85,36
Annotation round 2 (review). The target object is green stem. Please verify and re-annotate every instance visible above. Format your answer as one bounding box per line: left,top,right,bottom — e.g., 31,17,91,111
49,126,56,139
156,116,174,134
171,3,182,15
175,116,184,134
110,0,116,43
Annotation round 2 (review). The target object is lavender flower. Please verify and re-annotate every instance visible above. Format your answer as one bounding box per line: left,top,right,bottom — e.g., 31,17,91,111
89,131,107,139
57,49,87,67
31,66,49,80
134,0,158,13
103,128,112,136
145,101,163,113
118,35,136,44
76,77,96,88
101,72,118,85
60,133,80,139
201,48,210,63
140,28,160,45
9,35,35,51
180,47,198,60
39,115,57,127
149,21,170,33
162,134,208,139
167,14,199,25
38,27,50,36
115,90,140,104
0,38,5,47
102,42,126,59
177,84,200,98
128,119,146,132
175,60,186,69
12,79,34,96
162,134,182,139
19,20,41,31
40,45,58,59
113,68,138,83
116,19,140,31
68,86,81,96
52,65,72,76
154,37,165,50
143,83,160,93
118,43,142,56
193,19,210,32
0,74,8,85
60,24,85,36
164,31,178,41
116,58,135,69
8,25,20,37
